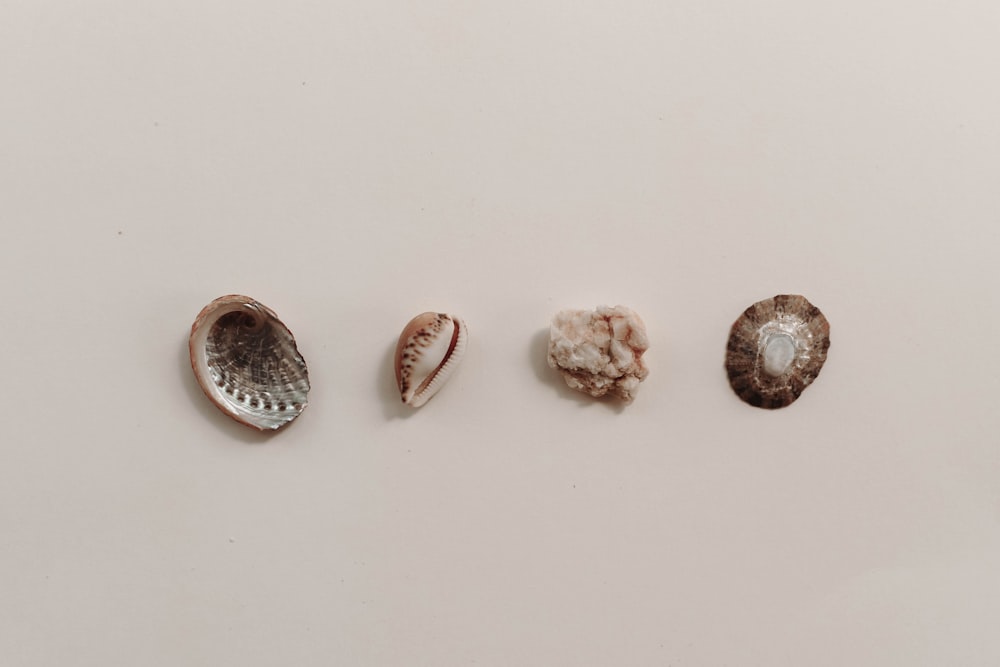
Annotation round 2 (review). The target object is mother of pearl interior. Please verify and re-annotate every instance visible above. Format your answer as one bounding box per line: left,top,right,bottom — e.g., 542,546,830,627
762,333,797,377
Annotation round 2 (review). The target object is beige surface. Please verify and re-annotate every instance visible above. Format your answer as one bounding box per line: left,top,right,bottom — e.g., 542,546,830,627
2,1,999,665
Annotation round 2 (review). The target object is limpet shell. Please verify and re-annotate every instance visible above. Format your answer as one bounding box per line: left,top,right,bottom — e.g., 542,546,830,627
394,312,467,408
189,295,310,431
725,294,830,409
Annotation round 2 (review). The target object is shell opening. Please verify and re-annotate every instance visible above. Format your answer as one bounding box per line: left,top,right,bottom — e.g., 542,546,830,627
189,295,310,431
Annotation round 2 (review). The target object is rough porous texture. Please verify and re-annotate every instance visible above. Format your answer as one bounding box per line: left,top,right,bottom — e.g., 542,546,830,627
547,305,650,403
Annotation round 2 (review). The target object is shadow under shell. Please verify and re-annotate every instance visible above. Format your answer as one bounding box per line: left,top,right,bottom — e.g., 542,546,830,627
725,294,830,409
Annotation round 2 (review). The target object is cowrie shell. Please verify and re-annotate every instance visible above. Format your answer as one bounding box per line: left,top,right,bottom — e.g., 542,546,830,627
394,312,467,408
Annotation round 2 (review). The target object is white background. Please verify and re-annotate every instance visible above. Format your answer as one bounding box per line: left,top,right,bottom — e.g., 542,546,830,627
2,1,999,665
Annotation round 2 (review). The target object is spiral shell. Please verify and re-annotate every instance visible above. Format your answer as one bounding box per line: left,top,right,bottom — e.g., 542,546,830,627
189,295,310,431
394,312,467,408
725,294,830,409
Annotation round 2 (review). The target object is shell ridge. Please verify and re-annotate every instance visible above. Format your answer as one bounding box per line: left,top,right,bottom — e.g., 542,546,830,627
412,318,464,400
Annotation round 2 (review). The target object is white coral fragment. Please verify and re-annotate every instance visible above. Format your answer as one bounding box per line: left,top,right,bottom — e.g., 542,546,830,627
547,305,650,403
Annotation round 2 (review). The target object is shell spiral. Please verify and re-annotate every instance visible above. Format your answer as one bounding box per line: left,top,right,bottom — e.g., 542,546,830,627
189,295,310,431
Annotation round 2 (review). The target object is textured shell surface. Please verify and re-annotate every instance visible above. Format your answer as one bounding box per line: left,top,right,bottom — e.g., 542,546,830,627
394,312,467,408
725,294,830,409
189,295,310,431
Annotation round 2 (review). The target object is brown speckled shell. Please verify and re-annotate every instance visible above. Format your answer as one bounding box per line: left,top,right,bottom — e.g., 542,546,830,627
394,312,467,408
725,294,830,409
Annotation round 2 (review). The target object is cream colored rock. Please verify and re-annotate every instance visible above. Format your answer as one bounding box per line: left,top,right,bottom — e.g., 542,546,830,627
547,305,650,403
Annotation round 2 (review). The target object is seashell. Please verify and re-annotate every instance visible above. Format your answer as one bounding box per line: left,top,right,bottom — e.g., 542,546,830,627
725,294,830,409
394,312,467,407
547,305,650,403
189,295,310,431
